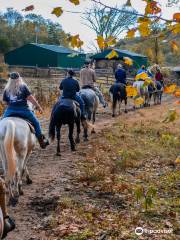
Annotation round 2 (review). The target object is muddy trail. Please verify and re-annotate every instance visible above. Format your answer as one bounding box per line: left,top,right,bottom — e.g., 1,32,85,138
6,97,175,240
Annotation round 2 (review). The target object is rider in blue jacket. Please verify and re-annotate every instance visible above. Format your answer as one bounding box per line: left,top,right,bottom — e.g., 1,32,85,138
59,70,86,120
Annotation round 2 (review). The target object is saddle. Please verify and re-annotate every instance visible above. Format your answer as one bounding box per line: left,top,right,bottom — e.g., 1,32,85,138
5,115,35,134
53,99,79,118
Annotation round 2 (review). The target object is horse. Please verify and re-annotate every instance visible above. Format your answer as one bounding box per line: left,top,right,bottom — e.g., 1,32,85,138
0,117,36,206
153,81,163,105
133,80,150,107
79,86,107,137
49,98,88,156
109,83,127,117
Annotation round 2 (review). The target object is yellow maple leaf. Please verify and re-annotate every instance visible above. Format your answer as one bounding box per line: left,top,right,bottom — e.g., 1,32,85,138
138,22,151,37
174,88,180,97
171,41,179,52
126,86,138,97
171,23,180,34
145,1,161,15
69,0,80,5
144,77,153,86
51,7,63,17
162,109,178,123
126,29,136,38
175,156,180,164
125,0,132,7
135,72,148,81
134,97,144,106
106,36,116,47
106,50,119,59
68,34,83,48
173,12,180,22
96,36,105,49
164,84,177,94
137,17,151,24
124,57,133,66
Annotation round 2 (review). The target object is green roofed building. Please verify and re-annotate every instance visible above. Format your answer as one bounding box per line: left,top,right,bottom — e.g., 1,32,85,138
5,43,86,69
91,48,148,69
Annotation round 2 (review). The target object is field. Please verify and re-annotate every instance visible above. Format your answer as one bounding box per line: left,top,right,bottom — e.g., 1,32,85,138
6,96,179,240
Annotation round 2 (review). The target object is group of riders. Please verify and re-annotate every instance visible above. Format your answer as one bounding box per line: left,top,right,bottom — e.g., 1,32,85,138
0,61,164,238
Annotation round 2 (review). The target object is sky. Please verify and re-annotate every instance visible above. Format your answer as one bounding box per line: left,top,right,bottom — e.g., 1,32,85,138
0,0,179,52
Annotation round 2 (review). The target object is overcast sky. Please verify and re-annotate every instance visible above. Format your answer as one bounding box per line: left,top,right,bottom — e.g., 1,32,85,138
0,0,179,51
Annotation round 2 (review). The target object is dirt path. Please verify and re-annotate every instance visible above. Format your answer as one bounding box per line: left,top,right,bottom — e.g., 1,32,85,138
6,97,175,240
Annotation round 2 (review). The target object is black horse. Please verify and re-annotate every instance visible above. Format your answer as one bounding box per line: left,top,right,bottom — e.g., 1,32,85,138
109,83,128,117
49,99,87,156
148,81,163,105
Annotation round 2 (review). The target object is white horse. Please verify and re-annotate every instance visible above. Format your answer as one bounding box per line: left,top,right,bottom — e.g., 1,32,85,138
133,81,150,107
79,86,107,138
0,117,36,206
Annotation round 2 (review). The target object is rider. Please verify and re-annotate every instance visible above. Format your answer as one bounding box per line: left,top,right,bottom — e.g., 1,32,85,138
115,64,127,85
59,70,86,120
137,65,147,75
2,72,49,149
0,177,15,239
155,68,164,86
80,61,96,89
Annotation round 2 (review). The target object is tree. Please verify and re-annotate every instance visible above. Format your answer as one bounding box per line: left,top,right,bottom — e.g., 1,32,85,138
0,37,11,54
82,4,137,40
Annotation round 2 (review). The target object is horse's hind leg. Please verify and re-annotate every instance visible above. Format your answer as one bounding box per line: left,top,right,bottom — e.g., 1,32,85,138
75,117,81,144
124,98,128,113
91,111,96,134
56,125,61,156
69,122,76,151
82,120,88,142
25,166,32,185
112,98,117,117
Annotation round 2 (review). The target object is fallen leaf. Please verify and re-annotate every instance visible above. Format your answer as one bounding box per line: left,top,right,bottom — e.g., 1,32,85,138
106,50,119,59
51,7,63,17
124,57,133,66
173,12,180,22
22,5,34,11
164,84,177,94
69,0,80,5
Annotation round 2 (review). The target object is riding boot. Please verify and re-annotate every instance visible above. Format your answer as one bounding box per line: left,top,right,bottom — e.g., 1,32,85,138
0,179,15,239
2,216,16,239
37,135,49,149
81,114,86,121
0,179,7,218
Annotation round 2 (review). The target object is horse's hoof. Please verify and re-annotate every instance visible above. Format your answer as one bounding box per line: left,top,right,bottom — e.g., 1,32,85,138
125,110,128,113
56,152,61,156
75,138,80,144
91,129,96,134
19,189,24,196
26,178,33,185
84,138,89,142
71,147,76,152
8,197,18,207
112,114,115,118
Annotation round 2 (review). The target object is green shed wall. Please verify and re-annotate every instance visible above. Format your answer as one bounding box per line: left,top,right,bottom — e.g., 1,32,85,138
5,44,57,67
57,54,86,68
92,49,148,68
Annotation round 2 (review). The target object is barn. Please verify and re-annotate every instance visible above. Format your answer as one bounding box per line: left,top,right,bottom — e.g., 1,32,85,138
91,48,148,70
5,43,86,69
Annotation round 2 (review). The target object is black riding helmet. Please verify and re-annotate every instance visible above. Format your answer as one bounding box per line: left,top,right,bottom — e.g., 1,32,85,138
8,72,20,80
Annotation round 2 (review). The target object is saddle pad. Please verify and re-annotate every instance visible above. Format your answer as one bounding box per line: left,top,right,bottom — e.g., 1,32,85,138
5,116,35,134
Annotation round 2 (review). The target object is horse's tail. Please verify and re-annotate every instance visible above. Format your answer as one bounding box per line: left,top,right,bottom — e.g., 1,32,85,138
1,120,16,182
49,114,56,142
